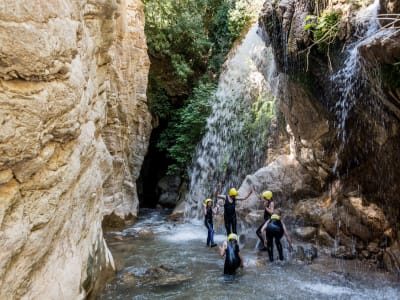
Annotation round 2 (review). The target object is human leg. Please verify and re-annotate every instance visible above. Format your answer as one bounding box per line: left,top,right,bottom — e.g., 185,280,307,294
256,219,268,249
276,237,283,260
266,233,274,261
231,215,237,234
224,217,232,235
205,220,214,246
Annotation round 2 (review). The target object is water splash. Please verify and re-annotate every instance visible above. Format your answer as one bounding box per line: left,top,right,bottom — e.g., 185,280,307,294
185,24,278,219
331,0,382,175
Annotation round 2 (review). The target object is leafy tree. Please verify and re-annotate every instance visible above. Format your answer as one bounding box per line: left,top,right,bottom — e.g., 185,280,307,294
157,82,216,175
143,0,261,176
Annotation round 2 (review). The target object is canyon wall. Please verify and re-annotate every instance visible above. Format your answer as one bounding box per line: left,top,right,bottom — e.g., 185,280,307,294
0,0,151,298
237,0,399,272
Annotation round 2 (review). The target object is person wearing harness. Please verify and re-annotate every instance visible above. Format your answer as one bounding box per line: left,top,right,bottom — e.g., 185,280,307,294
253,187,274,251
219,233,243,276
261,209,293,262
203,198,219,248
215,182,252,235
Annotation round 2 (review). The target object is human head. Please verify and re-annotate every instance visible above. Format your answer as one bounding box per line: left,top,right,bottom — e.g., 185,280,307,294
229,188,238,197
262,190,273,201
204,198,212,206
227,233,238,242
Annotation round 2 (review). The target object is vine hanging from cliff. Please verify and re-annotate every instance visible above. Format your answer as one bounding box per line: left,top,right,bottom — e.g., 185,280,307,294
303,9,343,71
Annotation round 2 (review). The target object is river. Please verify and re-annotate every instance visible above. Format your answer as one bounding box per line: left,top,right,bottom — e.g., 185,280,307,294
99,209,399,300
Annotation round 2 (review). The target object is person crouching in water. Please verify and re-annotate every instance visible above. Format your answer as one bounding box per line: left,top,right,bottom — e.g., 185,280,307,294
253,187,274,251
204,198,219,247
261,209,293,262
219,233,243,276
215,182,252,235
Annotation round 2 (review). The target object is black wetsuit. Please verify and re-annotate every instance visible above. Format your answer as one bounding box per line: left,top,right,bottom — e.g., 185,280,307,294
256,201,273,246
224,240,241,275
224,195,237,235
204,206,215,246
266,218,284,261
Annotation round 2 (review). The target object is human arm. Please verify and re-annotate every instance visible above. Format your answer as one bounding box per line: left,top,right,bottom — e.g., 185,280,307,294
238,251,244,267
282,221,293,251
214,182,226,201
236,189,252,201
212,203,220,214
219,241,227,257
261,220,270,246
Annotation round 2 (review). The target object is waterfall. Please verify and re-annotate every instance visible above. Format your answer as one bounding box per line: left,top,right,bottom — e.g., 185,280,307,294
185,24,278,219
331,0,382,175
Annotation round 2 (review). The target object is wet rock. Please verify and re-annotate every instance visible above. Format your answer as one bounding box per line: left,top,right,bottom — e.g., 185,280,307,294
157,175,181,207
316,228,335,248
294,245,318,264
367,242,380,254
294,227,317,241
361,250,370,259
113,235,124,241
331,246,356,260
168,200,185,222
137,227,154,239
304,246,318,263
293,196,329,225
383,241,400,275
120,264,192,287
294,245,305,261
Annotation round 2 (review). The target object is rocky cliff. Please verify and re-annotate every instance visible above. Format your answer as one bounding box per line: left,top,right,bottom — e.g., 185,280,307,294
237,0,400,273
0,0,151,298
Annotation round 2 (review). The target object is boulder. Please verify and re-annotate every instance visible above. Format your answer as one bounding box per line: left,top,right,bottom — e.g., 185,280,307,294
293,226,318,241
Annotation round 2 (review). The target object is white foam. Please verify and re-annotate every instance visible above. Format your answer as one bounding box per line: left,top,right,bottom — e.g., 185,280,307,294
300,282,356,296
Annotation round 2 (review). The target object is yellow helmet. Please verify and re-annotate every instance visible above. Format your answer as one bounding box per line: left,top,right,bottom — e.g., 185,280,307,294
229,188,238,197
227,233,238,241
262,190,273,200
204,198,212,205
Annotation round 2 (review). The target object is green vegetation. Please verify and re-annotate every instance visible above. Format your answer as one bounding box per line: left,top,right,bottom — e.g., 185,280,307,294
304,9,343,71
381,63,400,90
157,82,216,175
304,10,342,51
243,95,276,143
144,0,260,175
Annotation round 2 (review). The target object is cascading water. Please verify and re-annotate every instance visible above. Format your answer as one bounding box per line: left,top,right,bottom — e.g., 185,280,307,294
331,0,382,175
185,24,278,219
328,0,400,257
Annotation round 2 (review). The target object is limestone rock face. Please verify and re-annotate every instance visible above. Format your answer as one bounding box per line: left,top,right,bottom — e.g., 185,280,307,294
0,0,151,298
255,0,400,273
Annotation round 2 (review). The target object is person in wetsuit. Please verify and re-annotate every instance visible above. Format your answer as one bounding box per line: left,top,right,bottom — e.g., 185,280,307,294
215,183,252,235
219,233,243,276
203,198,219,247
253,187,274,251
261,209,293,262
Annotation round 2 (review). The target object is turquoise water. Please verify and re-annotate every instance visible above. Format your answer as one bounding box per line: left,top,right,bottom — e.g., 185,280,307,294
99,209,399,300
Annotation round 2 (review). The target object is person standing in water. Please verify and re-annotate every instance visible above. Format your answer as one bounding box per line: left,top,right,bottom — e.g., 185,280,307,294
215,182,252,235
253,187,274,251
219,233,243,276
203,198,219,248
261,209,293,262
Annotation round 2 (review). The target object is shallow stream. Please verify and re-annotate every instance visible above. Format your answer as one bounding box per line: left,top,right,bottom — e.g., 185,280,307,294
99,209,399,300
